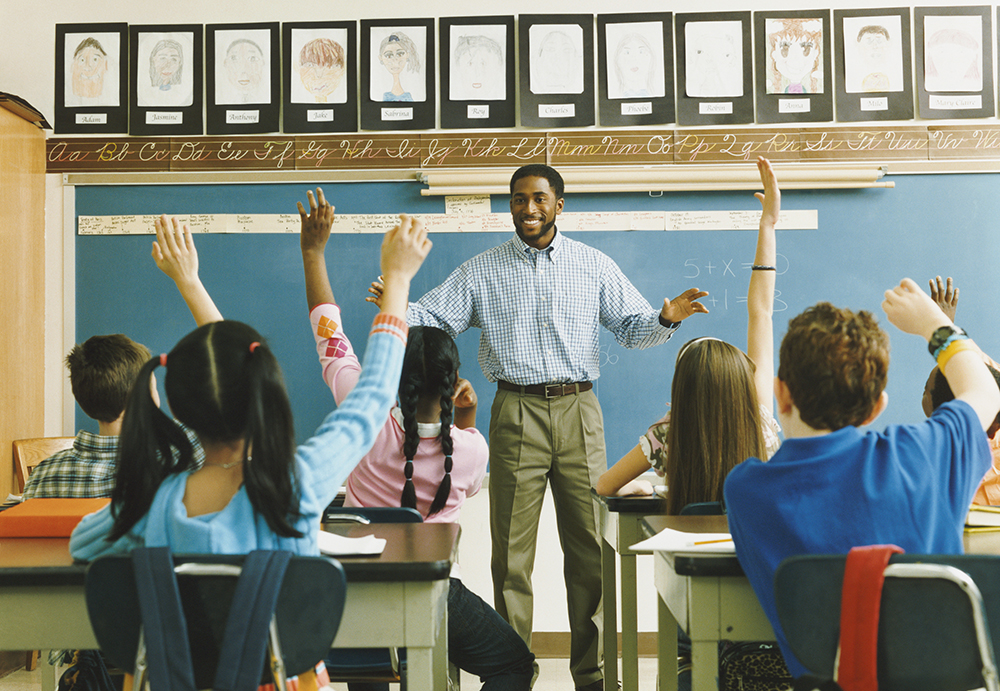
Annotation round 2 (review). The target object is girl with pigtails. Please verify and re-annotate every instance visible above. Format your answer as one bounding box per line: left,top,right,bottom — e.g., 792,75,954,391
300,189,534,691
69,195,431,561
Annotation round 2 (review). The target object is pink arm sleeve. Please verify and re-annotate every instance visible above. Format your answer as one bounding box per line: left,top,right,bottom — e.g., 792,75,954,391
310,303,362,405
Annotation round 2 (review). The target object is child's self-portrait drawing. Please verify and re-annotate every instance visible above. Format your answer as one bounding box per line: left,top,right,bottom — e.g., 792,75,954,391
215,29,271,105
684,20,743,98
371,28,426,102
291,29,348,104
842,16,904,93
65,32,120,107
529,24,584,95
137,32,194,107
450,27,505,101
606,21,665,100
923,15,983,93
765,17,824,94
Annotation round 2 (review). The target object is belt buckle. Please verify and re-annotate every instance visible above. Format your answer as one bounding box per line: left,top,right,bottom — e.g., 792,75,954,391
545,383,571,398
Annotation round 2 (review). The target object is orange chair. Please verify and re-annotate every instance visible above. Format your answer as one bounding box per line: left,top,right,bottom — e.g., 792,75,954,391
13,437,75,494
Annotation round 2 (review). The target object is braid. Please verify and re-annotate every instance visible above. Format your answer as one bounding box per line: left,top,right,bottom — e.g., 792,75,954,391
399,360,422,512
427,378,456,517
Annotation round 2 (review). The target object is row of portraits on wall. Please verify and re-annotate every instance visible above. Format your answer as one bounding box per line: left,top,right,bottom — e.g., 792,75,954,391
54,7,998,136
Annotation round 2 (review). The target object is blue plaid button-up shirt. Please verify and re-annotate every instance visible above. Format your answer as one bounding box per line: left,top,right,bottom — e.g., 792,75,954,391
408,230,677,385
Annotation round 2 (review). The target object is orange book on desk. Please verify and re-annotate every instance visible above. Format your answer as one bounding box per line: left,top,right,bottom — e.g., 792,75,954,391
0,498,109,537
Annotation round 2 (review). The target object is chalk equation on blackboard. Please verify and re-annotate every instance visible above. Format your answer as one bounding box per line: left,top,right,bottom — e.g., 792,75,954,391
683,253,790,279
77,210,818,235
682,254,790,312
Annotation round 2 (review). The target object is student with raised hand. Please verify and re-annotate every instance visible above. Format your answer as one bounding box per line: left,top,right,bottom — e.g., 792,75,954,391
595,156,782,512
68,202,430,560
724,277,1000,678
922,275,1000,505
299,188,534,691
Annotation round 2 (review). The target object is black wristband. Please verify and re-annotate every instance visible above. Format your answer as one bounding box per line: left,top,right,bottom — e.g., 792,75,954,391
659,314,680,329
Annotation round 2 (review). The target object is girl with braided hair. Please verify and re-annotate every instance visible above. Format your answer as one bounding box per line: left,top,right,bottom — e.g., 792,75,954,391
301,191,534,691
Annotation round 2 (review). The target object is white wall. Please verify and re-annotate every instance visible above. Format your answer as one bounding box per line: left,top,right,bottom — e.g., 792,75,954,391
0,0,982,636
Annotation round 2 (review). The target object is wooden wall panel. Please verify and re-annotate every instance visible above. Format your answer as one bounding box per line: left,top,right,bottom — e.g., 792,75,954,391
0,108,46,499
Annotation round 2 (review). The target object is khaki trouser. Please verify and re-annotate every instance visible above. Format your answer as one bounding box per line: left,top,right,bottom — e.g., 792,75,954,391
489,387,605,687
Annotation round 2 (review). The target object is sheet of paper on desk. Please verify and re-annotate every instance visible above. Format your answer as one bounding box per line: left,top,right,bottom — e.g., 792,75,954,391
630,527,735,553
318,531,386,556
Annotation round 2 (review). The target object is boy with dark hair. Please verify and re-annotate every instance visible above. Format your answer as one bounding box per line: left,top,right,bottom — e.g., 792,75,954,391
22,334,150,500
724,279,1000,677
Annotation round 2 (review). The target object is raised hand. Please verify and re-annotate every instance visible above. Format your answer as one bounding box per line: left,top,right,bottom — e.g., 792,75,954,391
379,214,432,319
662,288,710,322
152,215,200,286
882,278,950,339
754,156,780,228
298,188,334,255
928,275,959,323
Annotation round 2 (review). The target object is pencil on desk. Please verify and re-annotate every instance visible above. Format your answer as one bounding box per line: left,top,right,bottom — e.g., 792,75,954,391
694,537,733,545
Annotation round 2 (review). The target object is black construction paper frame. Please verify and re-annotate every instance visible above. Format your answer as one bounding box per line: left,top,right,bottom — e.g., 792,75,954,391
55,23,128,134
834,8,913,122
675,12,753,126
754,10,833,124
597,12,675,127
440,16,515,129
518,14,595,129
283,21,357,134
360,18,436,131
915,6,994,119
205,22,280,135
129,24,203,136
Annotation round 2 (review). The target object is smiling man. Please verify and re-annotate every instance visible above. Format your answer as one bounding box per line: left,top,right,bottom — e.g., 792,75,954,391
382,164,708,690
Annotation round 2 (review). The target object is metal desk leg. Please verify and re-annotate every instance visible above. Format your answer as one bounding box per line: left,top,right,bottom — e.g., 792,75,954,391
620,551,639,691
601,535,619,691
691,641,715,691
657,595,678,691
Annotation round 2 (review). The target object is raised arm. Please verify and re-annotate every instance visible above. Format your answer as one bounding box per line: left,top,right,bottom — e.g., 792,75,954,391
883,278,1000,430
380,214,432,320
747,156,779,414
298,188,336,310
152,215,223,326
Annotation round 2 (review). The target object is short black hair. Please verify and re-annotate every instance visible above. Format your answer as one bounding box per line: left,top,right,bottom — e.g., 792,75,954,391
510,164,564,199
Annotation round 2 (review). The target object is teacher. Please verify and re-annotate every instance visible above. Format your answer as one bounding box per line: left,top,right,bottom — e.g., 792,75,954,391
371,164,708,690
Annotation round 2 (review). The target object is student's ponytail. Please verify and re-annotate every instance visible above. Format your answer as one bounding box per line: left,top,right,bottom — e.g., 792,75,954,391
109,355,194,540
241,339,302,538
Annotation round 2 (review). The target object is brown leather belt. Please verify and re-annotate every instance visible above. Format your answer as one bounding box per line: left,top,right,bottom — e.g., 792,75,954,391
497,380,593,398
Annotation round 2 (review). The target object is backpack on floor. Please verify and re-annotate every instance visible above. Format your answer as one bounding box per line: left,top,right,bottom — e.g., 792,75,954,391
719,641,793,691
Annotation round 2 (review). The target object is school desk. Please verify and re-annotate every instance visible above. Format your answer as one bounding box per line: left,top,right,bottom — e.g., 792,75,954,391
0,522,458,691
592,489,668,691
641,514,773,691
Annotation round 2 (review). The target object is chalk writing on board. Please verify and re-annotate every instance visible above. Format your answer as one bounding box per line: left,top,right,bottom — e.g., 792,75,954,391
598,343,620,368
77,212,816,236
736,289,788,312
681,254,790,311
445,195,491,215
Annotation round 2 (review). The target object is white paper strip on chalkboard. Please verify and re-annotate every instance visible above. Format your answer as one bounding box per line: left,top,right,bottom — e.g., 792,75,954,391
77,209,818,235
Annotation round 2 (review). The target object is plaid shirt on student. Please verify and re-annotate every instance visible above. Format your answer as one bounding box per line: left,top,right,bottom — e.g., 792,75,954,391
21,426,206,501
407,230,677,385
21,431,118,500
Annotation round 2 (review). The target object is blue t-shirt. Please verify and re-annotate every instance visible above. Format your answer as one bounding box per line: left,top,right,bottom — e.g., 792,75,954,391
724,399,990,676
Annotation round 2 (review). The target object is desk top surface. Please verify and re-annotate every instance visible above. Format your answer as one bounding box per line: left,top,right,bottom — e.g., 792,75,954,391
641,514,745,577
0,522,459,586
591,488,668,514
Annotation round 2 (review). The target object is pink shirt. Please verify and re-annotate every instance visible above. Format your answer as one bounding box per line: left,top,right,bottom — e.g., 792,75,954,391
312,303,487,523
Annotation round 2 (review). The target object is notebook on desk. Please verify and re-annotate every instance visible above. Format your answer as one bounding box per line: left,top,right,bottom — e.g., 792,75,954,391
0,498,109,537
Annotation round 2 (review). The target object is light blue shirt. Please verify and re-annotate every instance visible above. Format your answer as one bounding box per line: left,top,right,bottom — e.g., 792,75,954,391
69,325,406,561
407,230,676,385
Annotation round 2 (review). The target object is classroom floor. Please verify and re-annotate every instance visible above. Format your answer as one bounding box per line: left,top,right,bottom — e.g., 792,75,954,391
0,657,660,691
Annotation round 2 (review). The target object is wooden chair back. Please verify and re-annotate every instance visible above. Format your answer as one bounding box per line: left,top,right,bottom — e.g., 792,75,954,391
13,437,76,493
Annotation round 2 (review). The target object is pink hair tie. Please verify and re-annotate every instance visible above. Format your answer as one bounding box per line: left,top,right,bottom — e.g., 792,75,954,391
249,341,260,354
159,353,167,367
